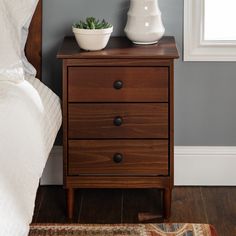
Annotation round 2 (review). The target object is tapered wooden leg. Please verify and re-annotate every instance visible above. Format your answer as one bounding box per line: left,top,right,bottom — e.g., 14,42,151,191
67,188,74,219
163,188,172,220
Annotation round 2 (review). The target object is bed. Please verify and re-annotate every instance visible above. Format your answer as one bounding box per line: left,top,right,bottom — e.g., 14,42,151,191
0,1,62,235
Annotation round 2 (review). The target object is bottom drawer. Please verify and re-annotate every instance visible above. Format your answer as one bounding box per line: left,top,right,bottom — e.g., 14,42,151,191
68,140,169,176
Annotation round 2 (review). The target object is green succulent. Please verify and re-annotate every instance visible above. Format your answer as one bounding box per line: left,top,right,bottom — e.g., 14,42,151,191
73,17,112,29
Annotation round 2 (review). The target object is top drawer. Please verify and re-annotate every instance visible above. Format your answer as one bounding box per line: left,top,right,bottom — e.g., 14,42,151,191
68,67,168,102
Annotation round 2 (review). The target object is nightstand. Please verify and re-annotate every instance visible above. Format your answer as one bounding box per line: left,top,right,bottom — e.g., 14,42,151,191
57,36,179,220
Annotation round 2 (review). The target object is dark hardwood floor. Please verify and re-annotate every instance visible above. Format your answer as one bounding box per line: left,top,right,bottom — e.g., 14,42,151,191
33,186,236,236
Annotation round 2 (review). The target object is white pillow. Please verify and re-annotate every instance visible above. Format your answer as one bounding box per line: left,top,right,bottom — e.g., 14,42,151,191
0,0,39,83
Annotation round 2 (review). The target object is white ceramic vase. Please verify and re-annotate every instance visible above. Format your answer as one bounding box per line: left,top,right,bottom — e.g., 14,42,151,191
124,0,165,44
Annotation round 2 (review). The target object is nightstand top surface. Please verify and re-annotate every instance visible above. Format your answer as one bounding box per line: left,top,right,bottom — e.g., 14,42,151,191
57,36,179,59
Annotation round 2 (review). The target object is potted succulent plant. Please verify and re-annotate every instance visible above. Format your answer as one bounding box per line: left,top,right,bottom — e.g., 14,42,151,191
72,17,113,51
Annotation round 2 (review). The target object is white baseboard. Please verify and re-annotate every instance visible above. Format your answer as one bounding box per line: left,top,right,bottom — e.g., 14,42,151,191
40,146,63,185
174,146,236,186
41,146,236,186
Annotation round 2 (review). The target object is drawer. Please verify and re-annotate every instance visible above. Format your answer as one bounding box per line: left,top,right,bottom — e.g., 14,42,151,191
68,67,168,102
68,103,168,139
68,140,169,176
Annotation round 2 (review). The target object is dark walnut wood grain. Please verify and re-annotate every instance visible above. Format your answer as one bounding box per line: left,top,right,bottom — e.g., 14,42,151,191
68,67,168,102
57,37,179,220
57,36,179,59
65,176,171,189
68,140,168,176
26,0,42,80
68,103,168,139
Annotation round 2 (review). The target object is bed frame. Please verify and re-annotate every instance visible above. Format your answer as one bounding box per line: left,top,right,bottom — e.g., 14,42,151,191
25,0,42,80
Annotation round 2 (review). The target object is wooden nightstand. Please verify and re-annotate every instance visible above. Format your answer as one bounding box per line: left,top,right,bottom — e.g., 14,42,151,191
57,36,179,220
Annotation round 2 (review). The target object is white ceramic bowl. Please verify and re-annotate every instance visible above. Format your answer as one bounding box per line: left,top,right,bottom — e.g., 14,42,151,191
72,26,113,51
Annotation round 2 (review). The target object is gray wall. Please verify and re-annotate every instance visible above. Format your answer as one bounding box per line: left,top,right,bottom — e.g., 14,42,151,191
43,0,236,146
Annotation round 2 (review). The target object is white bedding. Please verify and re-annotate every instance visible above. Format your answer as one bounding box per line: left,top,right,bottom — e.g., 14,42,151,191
0,77,61,236
0,0,39,82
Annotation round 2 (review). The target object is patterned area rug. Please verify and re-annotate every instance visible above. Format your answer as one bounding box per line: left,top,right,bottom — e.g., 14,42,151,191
29,224,218,236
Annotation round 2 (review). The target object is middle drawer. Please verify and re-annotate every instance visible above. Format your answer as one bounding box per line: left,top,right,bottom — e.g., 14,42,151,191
68,103,168,139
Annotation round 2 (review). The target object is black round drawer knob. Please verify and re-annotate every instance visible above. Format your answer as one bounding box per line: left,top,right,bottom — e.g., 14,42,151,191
113,116,123,126
113,80,123,90
113,153,123,163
